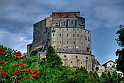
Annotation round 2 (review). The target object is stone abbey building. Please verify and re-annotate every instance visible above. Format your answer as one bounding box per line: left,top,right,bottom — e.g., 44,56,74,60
27,12,97,71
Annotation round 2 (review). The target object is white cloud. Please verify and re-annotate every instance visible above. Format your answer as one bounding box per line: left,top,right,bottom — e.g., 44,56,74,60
95,1,124,28
0,29,32,53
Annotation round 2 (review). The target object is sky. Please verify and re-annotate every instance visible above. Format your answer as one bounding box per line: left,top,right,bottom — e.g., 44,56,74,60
0,0,124,64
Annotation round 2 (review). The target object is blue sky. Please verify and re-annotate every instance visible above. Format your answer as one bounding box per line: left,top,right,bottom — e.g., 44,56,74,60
0,0,124,64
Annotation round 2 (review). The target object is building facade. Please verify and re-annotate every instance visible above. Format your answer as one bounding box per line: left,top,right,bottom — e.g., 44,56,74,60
27,12,96,71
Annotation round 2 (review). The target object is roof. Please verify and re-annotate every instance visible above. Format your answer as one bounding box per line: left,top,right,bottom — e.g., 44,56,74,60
102,60,116,66
52,11,80,14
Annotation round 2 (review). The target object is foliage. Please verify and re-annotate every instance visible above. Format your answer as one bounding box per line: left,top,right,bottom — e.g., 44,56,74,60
100,71,121,83
115,25,124,73
0,45,122,83
46,45,63,68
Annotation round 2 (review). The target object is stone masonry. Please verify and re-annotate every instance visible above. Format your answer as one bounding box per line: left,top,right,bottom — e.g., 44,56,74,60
27,11,97,71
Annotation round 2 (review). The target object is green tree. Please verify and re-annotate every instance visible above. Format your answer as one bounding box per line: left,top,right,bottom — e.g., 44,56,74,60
115,25,124,73
46,45,62,68
111,71,121,83
91,71,100,83
100,72,109,83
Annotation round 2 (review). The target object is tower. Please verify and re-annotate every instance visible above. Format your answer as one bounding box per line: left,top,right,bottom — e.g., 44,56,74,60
27,12,95,71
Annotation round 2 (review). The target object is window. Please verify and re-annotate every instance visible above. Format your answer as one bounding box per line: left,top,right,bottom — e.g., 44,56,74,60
67,41,68,44
85,36,87,40
87,47,90,52
73,41,75,44
67,34,68,37
71,20,73,24
64,55,66,58
81,35,83,38
86,57,88,59
63,21,65,26
77,34,79,37
54,46,55,48
60,41,61,44
59,34,61,37
88,37,90,41
76,56,78,58
88,44,90,48
53,33,55,37
81,42,83,45
71,61,73,63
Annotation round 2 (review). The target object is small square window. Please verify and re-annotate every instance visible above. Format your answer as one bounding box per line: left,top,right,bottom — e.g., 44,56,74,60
60,41,61,44
53,33,55,37
67,41,68,44
64,55,66,58
67,34,68,37
81,35,83,38
85,36,87,40
73,41,75,44
77,34,79,37
88,37,90,41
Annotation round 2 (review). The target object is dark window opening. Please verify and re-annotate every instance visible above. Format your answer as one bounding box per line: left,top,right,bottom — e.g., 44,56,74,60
64,55,66,58
73,41,75,44
67,34,68,37
77,34,79,37
67,41,68,44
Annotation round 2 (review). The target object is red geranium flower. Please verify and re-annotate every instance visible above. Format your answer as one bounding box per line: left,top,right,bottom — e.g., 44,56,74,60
0,69,8,78
17,76,21,79
15,51,22,56
20,64,26,69
28,69,33,74
13,70,20,76
0,48,3,51
0,60,6,64
13,64,18,67
2,76,7,78
20,55,24,59
32,69,40,74
0,48,5,55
